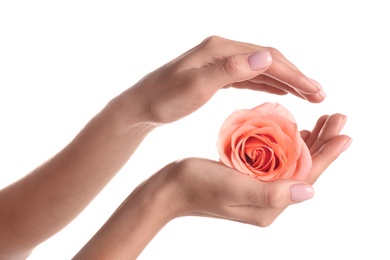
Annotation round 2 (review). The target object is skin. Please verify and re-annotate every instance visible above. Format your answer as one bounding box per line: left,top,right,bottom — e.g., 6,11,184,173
73,114,351,259
0,36,344,260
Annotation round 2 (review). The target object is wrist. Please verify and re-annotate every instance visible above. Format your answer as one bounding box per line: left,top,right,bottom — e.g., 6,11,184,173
151,160,199,219
138,165,184,221
104,86,161,132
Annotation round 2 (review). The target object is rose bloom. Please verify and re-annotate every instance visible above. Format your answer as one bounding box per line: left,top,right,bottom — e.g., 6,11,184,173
216,102,311,182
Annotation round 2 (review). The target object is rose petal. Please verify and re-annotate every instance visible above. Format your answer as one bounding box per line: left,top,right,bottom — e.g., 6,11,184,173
216,102,311,182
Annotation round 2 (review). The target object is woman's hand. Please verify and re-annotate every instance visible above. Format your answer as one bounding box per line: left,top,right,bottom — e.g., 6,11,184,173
163,113,351,226
73,114,351,259
126,36,326,125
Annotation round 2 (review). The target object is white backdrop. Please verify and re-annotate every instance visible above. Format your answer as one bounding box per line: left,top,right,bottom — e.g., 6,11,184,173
1,1,388,259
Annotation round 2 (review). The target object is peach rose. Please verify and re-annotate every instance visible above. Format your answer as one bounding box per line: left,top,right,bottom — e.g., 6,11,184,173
216,102,311,182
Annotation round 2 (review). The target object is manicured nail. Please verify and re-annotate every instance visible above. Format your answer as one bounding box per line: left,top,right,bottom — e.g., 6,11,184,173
307,78,323,91
248,51,272,71
338,115,347,132
290,184,314,202
341,137,352,153
318,90,327,99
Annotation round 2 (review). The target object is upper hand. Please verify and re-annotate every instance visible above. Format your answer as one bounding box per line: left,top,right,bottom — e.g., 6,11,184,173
129,36,326,125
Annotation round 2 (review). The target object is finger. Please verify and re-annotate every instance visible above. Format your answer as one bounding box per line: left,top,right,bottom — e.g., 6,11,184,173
307,135,352,184
304,115,330,149
187,159,313,210
231,81,289,96
194,207,284,228
244,45,324,98
238,81,323,103
248,64,325,103
233,73,305,99
300,130,311,142
250,73,299,92
194,51,273,93
214,38,307,81
225,174,314,208
309,114,347,154
299,90,327,103
224,179,314,227
231,39,309,77
225,66,318,102
265,58,322,95
191,51,272,98
190,36,322,96
267,50,325,101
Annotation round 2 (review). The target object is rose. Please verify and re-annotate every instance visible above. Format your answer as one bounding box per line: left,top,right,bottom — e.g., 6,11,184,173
216,102,311,182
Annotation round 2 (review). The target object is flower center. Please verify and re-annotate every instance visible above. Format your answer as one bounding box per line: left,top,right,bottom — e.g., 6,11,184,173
244,136,280,171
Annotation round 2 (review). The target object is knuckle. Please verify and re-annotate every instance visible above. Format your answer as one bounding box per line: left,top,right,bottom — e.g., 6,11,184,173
264,187,285,208
265,46,281,56
254,218,275,228
171,158,194,173
222,55,241,76
201,35,224,48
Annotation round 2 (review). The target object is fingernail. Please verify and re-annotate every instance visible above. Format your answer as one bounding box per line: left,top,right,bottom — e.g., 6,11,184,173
338,115,347,132
318,90,327,99
248,51,272,71
307,78,323,91
341,137,352,153
290,184,314,202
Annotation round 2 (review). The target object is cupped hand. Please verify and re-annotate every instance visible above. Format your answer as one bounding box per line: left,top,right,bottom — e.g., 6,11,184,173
154,113,351,227
301,113,351,184
71,114,351,259
129,36,326,124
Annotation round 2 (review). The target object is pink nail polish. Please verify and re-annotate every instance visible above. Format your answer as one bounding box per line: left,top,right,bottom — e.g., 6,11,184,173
338,115,347,132
290,184,314,202
318,90,327,99
341,138,352,153
248,51,272,71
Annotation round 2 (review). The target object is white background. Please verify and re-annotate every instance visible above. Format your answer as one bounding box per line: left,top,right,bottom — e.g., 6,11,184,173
1,1,389,259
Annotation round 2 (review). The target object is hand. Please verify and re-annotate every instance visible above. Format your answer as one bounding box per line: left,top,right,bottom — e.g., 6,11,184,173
128,36,325,125
161,113,351,226
73,113,351,259
301,113,351,184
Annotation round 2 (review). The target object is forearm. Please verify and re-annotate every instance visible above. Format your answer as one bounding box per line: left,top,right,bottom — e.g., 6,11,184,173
0,87,156,257
72,170,176,260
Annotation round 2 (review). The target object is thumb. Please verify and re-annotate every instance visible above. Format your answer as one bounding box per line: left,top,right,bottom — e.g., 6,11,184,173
247,51,273,71
230,176,315,209
288,182,315,204
196,50,272,89
225,180,314,226
252,180,315,208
